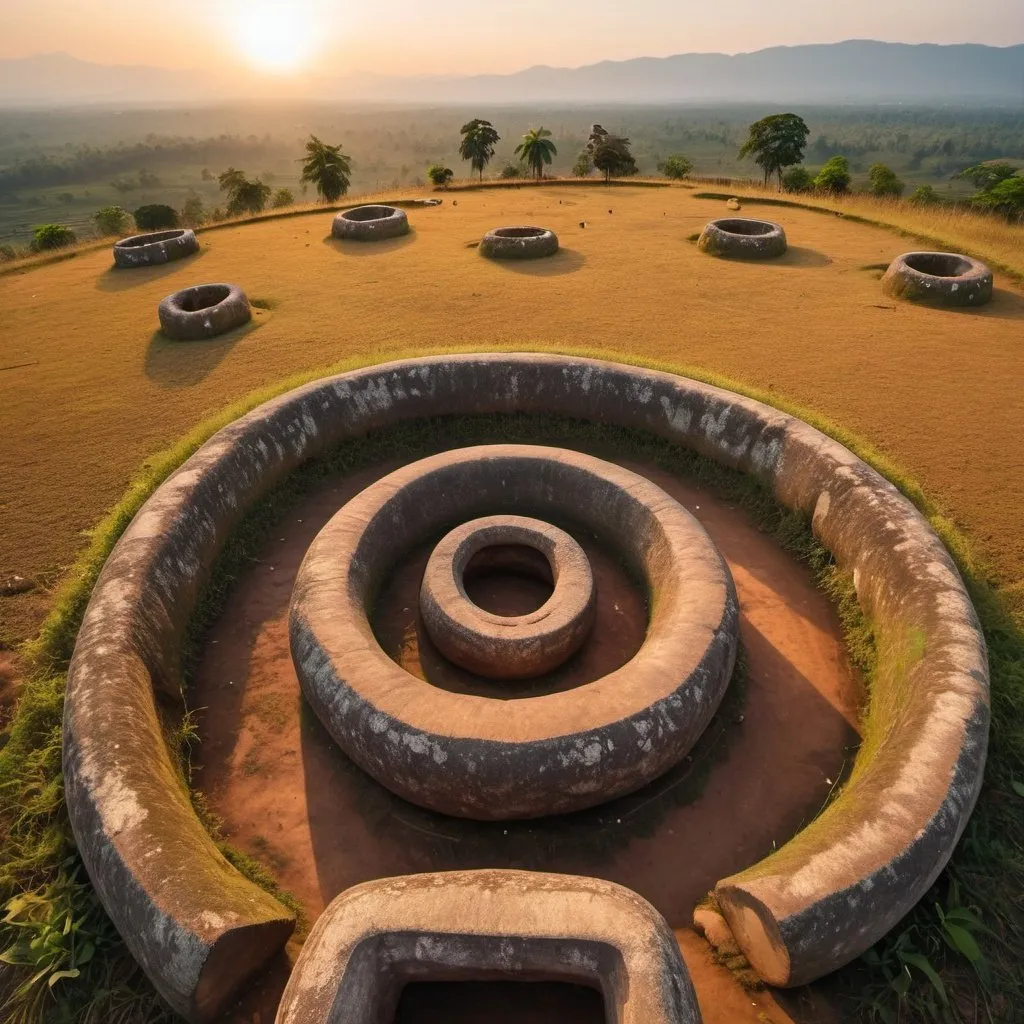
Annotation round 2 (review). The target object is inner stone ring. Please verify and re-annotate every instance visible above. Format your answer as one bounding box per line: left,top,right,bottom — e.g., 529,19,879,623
289,444,739,820
420,514,597,679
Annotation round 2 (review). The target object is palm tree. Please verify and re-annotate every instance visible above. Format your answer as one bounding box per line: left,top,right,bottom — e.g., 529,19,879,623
458,119,501,181
515,127,557,180
300,135,352,202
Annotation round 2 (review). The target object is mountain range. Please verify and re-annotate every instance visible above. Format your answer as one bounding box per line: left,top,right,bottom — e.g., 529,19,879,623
1,41,1022,107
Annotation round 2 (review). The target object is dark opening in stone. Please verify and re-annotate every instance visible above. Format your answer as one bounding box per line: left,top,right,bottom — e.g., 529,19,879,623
342,205,399,222
394,980,607,1024
493,227,548,238
903,252,972,278
463,543,556,615
120,229,187,248
716,219,774,236
176,284,232,313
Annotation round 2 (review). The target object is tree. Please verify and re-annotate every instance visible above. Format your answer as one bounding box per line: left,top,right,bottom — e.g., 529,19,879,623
658,155,693,180
973,175,1024,220
572,153,593,178
427,164,454,188
458,119,501,181
586,124,610,154
93,205,131,236
814,155,851,195
133,204,179,230
868,163,905,198
271,188,294,208
954,162,1018,192
781,166,813,193
592,136,637,182
181,194,206,226
218,168,271,216
30,224,76,251
515,127,557,180
738,113,810,188
299,135,352,202
909,185,942,206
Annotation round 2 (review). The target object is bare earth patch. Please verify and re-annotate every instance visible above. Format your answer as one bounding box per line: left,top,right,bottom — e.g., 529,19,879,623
1,185,1022,649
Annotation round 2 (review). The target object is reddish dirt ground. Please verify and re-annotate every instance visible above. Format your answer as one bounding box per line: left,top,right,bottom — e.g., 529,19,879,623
194,453,858,1024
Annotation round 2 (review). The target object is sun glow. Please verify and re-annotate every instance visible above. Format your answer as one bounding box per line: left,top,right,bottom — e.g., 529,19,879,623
235,5,318,74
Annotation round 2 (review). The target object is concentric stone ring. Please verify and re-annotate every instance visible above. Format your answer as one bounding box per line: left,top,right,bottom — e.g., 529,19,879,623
157,282,251,341
480,225,559,259
113,228,199,268
331,204,410,241
420,515,597,679
697,218,787,259
290,444,738,820
881,251,993,306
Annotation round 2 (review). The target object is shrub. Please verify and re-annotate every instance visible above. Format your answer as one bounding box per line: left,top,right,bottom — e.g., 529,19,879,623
954,162,1018,191
133,204,179,231
209,207,225,223
57,192,75,205
782,166,814,193
180,194,206,227
657,155,693,180
0,244,22,262
30,224,77,252
271,188,294,209
499,163,524,179
814,155,851,195
572,153,592,178
868,162,905,198
909,184,942,206
427,164,454,188
110,177,137,194
973,174,1024,221
137,169,161,189
93,205,131,237
217,169,272,216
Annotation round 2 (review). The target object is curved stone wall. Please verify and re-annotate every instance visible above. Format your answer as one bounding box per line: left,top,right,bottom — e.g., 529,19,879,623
881,251,993,307
276,870,700,1024
290,446,737,819
158,283,251,342
64,353,989,1018
113,229,199,268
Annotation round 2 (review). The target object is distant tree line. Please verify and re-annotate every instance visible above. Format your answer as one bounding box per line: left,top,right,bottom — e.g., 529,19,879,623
0,135,284,195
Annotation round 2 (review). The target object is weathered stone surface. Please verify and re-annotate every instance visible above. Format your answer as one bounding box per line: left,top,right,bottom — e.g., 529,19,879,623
419,515,597,679
158,283,251,342
113,229,199,268
697,218,787,259
276,870,701,1024
65,353,988,1006
479,226,559,259
881,251,993,306
290,447,737,818
331,204,410,242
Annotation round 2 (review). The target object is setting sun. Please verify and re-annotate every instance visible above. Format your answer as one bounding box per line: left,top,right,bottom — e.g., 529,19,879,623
234,5,318,73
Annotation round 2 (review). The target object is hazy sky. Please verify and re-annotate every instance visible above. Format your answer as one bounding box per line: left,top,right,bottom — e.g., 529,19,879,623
3,0,1023,76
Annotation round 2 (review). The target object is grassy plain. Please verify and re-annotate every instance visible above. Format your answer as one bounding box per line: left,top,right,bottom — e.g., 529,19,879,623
2,182,1023,648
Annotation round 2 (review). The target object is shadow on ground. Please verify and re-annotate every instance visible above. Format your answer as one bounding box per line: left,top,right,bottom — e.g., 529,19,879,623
322,231,417,257
489,247,586,277
144,315,264,387
95,249,207,291
771,246,832,269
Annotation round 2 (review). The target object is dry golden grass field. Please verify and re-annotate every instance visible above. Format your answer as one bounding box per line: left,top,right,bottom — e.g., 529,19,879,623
1,183,1023,647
